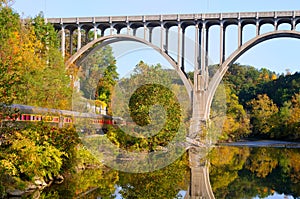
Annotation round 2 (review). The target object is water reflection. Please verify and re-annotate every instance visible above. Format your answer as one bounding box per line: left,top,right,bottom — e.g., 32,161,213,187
209,146,300,199
41,152,190,199
184,146,215,199
41,145,300,199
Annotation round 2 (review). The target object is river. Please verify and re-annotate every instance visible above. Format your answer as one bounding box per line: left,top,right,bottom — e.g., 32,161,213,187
39,140,300,199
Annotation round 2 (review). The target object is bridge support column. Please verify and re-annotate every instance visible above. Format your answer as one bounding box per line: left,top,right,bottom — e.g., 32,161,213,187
194,24,200,75
77,26,82,51
149,27,153,43
127,24,131,35
219,22,225,64
164,28,169,53
69,29,73,55
256,20,260,36
61,25,65,57
160,24,164,51
143,24,147,40
200,24,208,74
181,28,185,72
85,30,89,45
189,89,209,141
93,25,98,40
177,23,182,69
238,21,242,47
133,28,137,36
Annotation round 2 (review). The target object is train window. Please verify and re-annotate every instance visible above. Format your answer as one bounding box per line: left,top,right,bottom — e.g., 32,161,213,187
64,117,72,123
53,117,59,122
32,115,35,121
26,115,30,121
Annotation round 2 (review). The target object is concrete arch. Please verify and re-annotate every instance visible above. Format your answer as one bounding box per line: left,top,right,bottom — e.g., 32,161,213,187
207,30,300,116
66,34,193,99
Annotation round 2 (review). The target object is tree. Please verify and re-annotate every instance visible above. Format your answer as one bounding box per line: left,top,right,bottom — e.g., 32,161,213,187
278,92,300,139
79,46,116,101
0,0,14,7
248,94,278,136
0,6,22,106
220,87,250,141
0,7,72,110
32,12,60,52
107,61,186,152
97,60,119,114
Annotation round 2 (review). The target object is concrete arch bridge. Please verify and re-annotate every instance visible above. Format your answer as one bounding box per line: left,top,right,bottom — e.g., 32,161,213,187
47,10,300,139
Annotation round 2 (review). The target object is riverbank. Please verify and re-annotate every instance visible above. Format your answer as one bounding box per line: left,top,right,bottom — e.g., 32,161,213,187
218,139,300,148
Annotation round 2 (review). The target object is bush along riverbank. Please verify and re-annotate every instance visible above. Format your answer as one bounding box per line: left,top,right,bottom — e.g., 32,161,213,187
0,123,82,198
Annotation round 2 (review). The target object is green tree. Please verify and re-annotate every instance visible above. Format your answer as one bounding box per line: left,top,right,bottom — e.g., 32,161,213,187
28,14,71,109
32,12,60,52
97,60,119,113
107,61,186,152
259,72,300,107
78,45,117,113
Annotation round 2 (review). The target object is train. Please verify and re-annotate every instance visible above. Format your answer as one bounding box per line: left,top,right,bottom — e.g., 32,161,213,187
0,104,124,134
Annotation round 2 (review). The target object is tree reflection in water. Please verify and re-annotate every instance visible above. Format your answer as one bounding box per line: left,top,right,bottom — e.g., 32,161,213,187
41,153,190,199
209,146,300,199
40,146,300,199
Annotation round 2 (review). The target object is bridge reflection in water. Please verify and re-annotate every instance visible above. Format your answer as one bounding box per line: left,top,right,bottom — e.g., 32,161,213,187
185,146,215,199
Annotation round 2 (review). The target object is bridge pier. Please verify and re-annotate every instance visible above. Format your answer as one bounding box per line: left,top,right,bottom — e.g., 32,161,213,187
189,117,207,141
189,70,211,142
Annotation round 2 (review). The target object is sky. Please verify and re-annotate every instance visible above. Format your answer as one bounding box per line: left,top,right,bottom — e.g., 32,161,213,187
11,0,300,74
